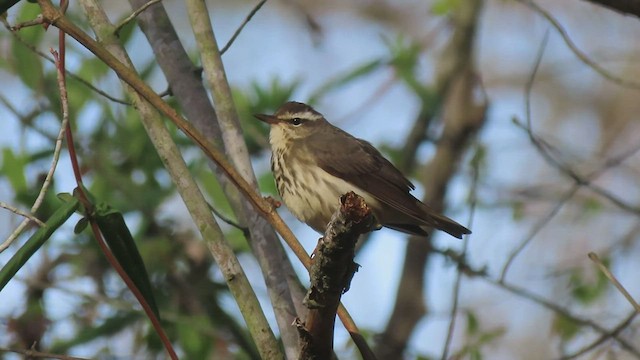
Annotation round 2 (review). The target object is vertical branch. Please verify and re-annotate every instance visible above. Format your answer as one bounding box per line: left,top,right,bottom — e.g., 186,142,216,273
376,1,487,358
188,0,304,355
297,192,375,360
75,1,282,358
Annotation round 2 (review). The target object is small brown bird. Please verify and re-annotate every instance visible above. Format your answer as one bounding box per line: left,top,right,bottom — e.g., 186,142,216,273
254,101,471,239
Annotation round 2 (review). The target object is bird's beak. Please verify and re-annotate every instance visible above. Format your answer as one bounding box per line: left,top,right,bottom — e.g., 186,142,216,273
254,113,278,125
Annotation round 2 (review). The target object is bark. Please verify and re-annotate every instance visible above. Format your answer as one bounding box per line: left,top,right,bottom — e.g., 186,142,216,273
297,192,375,360
127,0,304,356
579,0,640,18
375,0,487,358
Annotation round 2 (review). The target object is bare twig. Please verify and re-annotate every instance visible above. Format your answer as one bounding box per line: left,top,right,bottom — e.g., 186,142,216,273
10,14,45,30
0,347,90,360
220,0,267,55
376,0,486,357
441,143,481,360
558,311,637,359
0,50,68,252
298,192,376,360
1,18,130,105
518,0,640,90
439,248,640,357
589,252,640,312
0,202,46,227
36,3,366,356
579,0,640,18
488,278,640,356
208,203,250,236
114,0,162,34
500,182,578,281
500,29,640,280
498,31,551,280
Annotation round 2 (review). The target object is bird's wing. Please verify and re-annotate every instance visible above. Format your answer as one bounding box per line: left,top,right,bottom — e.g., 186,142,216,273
306,128,430,221
307,128,471,238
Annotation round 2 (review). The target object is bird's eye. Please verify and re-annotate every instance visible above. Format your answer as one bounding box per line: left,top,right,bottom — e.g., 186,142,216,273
291,118,303,126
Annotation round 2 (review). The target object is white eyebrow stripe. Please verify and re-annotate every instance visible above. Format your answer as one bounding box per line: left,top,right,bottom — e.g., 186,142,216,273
284,111,322,121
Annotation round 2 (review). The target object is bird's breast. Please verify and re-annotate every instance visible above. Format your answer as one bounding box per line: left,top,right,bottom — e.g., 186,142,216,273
271,145,380,233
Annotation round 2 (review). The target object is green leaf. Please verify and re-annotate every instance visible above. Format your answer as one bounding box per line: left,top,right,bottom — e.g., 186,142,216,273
511,201,525,221
74,217,89,234
431,0,462,16
10,3,44,90
569,260,609,304
466,310,479,335
1,147,28,193
308,59,384,104
383,36,432,101
0,196,79,293
50,311,142,353
94,204,160,317
552,314,581,341
258,171,277,196
176,315,213,359
583,197,602,216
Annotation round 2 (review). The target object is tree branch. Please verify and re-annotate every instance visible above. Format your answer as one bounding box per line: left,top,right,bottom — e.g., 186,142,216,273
376,0,486,358
579,0,640,18
297,192,376,360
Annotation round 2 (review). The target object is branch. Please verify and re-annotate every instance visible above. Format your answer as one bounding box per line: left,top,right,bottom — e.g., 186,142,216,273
518,0,640,90
75,0,279,358
183,0,302,356
377,0,486,358
36,2,368,357
114,0,161,34
220,0,266,55
579,0,640,18
0,347,89,360
589,252,640,312
297,192,376,360
1,47,69,252
0,201,45,227
433,248,640,357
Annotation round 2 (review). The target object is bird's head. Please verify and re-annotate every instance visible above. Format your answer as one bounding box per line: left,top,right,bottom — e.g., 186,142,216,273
254,102,328,145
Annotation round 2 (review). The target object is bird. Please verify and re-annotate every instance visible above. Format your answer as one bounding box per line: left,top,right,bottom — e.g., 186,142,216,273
254,101,471,239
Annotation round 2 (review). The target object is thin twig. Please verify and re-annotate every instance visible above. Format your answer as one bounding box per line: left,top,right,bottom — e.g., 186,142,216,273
558,311,637,360
518,0,640,90
0,50,69,252
114,0,162,34
483,277,640,356
220,0,267,55
441,143,481,360
500,183,579,281
500,28,640,280
589,252,640,312
499,30,549,281
434,245,640,357
10,14,45,30
0,347,90,360
58,21,180,358
35,4,366,355
0,202,46,227
1,18,131,106
208,203,250,236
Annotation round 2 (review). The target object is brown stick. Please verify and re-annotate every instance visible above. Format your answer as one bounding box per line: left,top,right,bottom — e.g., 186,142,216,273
297,192,375,360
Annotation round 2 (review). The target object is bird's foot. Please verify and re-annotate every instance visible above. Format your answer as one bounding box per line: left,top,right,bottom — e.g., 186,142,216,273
263,196,281,209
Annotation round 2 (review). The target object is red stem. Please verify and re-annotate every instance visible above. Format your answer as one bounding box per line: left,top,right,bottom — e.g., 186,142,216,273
52,2,178,357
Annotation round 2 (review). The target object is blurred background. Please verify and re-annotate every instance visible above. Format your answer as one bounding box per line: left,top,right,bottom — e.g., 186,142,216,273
1,0,640,359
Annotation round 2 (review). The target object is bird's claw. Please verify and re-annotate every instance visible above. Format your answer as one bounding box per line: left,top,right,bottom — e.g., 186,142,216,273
264,196,281,209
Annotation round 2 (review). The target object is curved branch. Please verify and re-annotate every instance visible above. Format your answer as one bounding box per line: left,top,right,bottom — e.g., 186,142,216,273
579,0,640,18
